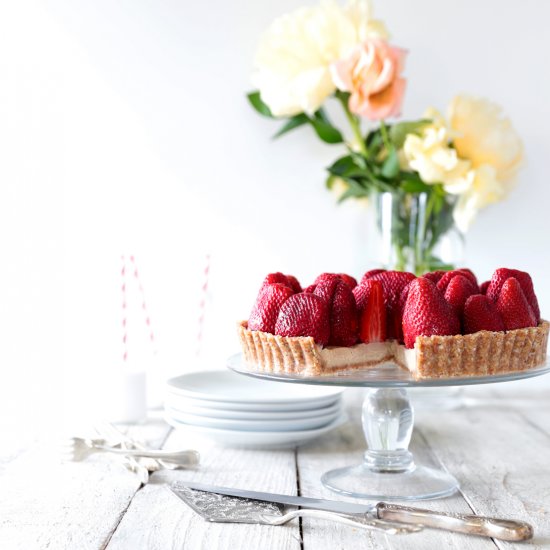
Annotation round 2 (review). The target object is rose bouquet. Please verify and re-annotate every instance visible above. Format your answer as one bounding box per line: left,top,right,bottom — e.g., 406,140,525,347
247,0,523,274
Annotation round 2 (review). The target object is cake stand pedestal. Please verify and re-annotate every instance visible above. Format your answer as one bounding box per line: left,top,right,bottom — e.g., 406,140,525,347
227,354,550,501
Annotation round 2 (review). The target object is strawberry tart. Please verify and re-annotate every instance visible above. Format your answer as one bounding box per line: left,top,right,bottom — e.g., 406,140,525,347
237,269,548,380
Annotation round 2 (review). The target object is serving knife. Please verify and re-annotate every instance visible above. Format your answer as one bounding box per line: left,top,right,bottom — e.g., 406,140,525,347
171,481,533,542
170,484,420,535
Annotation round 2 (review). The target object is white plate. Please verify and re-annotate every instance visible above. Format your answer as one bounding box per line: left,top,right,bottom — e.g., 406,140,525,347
163,399,342,421
165,412,348,448
164,392,341,412
166,371,343,406
164,406,340,432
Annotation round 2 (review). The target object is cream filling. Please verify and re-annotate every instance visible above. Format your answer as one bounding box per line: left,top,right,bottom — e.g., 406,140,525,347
319,341,417,371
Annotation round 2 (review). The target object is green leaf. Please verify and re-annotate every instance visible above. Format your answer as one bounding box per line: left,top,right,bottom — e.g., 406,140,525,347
337,178,369,203
389,119,431,149
309,110,344,144
400,178,433,194
381,148,400,179
247,91,274,118
327,155,355,176
272,114,309,139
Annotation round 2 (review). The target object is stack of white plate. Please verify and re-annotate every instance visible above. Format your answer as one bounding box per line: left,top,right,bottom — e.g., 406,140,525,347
164,371,346,448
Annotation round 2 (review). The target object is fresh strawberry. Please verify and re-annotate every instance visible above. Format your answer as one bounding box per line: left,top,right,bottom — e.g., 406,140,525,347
329,281,359,346
463,295,505,334
274,293,330,345
458,268,478,286
394,281,414,343
437,269,478,293
314,279,358,346
402,278,460,349
314,273,340,285
486,268,540,321
263,272,291,288
248,283,294,333
444,274,478,316
285,274,302,294
303,284,317,294
359,280,386,343
339,273,358,289
422,270,446,284
479,281,490,295
495,277,537,330
369,271,416,339
313,276,339,305
353,280,376,312
360,269,386,285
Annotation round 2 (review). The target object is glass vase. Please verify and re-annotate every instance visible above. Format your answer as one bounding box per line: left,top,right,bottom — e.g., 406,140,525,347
371,190,465,409
372,190,464,276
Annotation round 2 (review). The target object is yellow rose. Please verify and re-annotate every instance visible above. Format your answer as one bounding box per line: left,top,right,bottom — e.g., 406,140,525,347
449,95,523,184
252,0,388,117
401,108,470,190
453,165,506,232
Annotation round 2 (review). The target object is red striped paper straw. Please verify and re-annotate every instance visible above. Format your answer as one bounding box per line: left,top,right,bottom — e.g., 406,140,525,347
196,253,211,358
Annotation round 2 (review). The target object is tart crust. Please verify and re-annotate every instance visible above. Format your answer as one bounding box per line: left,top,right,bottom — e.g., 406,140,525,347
237,320,549,380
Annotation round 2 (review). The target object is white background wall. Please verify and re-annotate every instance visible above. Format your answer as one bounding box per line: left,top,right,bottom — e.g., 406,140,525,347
2,0,549,444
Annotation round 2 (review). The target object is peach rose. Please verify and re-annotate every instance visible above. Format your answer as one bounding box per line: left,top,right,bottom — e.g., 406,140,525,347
331,39,406,120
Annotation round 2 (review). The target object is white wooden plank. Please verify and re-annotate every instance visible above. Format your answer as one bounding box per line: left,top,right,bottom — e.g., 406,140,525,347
415,404,550,550
0,418,170,550
297,389,495,550
0,456,141,550
105,426,302,550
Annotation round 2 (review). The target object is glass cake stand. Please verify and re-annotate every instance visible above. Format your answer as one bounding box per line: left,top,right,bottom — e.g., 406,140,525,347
227,354,550,501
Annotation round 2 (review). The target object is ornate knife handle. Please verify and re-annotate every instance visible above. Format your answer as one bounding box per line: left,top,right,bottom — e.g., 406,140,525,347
261,509,421,535
376,502,533,541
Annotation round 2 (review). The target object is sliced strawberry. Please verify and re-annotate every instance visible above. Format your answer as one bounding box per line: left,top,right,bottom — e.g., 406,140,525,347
437,269,478,293
248,283,294,333
422,270,446,284
495,277,537,330
444,274,478,316
274,293,330,345
339,273,358,289
479,280,490,295
463,294,505,334
402,278,460,348
360,269,386,285
285,274,302,294
359,280,386,343
486,268,540,321
368,271,416,340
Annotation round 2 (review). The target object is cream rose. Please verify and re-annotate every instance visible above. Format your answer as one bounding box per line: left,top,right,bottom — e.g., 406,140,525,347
449,95,523,184
453,165,506,232
401,108,470,191
252,0,388,117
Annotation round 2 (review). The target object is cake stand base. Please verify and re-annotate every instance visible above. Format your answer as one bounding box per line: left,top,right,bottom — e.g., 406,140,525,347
321,386,460,500
322,463,459,501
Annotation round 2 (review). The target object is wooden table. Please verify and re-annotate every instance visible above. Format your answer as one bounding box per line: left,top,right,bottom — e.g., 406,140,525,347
2,385,550,549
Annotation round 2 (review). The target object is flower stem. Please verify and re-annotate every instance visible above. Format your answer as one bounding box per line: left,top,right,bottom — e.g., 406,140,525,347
337,94,368,157
379,120,391,150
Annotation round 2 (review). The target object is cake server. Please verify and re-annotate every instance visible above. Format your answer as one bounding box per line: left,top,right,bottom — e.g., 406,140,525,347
172,481,533,541
169,485,420,535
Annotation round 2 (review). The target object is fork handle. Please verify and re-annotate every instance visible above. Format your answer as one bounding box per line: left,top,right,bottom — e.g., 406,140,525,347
376,503,533,541
94,445,200,465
